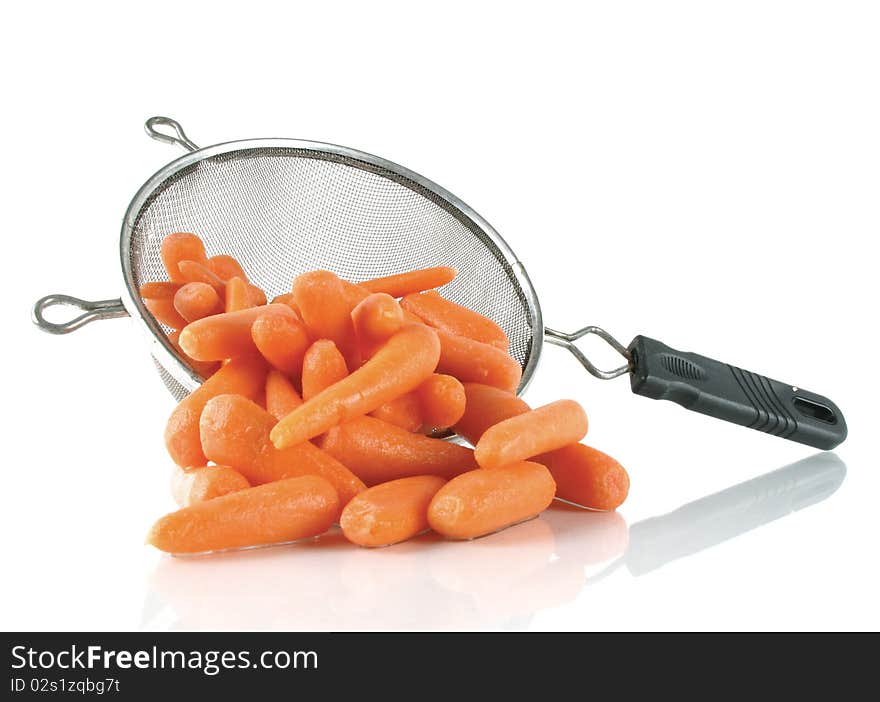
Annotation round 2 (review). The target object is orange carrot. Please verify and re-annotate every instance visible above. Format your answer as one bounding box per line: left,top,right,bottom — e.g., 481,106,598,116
370,393,423,432
247,284,267,307
167,330,221,380
453,382,529,444
178,303,294,361
340,475,447,547
292,271,359,362
147,475,338,554
435,328,521,392
173,282,223,323
140,281,181,300
428,461,556,539
161,233,207,283
200,394,366,509
252,310,310,377
164,355,267,467
171,464,251,507
271,292,301,316
351,293,405,348
224,276,252,312
417,374,466,431
301,340,348,401
534,445,629,511
453,384,626,509
207,254,248,282
320,415,476,485
265,370,303,421
177,259,225,289
474,399,588,468
144,297,188,330
271,324,440,449
360,266,456,297
402,290,508,351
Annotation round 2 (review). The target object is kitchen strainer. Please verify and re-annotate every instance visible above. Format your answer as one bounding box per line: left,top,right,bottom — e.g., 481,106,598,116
33,117,846,450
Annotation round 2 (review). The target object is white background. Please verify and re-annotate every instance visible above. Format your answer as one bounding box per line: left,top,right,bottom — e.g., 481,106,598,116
3,1,877,631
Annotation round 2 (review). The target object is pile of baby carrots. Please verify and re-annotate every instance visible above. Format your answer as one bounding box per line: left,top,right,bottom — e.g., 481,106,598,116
140,232,629,555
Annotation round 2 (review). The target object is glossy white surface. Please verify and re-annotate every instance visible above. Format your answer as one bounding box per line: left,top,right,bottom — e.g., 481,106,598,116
4,1,877,631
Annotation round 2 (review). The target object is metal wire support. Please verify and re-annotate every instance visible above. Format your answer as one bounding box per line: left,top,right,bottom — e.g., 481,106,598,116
144,116,199,152
544,325,632,380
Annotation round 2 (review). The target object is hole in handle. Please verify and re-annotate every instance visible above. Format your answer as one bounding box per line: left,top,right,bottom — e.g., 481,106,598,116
793,397,837,424
144,116,199,152
32,294,129,335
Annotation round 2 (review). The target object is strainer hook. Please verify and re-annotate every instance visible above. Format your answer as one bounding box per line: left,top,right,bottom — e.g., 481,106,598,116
32,294,129,335
144,116,199,152
544,325,632,380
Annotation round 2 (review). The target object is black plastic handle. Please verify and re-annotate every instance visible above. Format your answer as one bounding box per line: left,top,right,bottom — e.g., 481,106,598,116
627,336,847,450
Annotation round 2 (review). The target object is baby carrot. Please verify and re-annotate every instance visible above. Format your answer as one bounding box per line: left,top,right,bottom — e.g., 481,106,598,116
178,303,294,361
247,284,267,307
164,355,267,467
359,266,456,297
474,399,588,468
435,328,522,392
270,324,441,449
265,369,303,421
144,297,188,330
453,383,528,444
271,292,301,316
417,373,466,431
301,340,348,401
252,310,310,377
320,415,476,485
200,394,366,508
171,464,251,507
370,393,423,432
167,330,221,380
173,282,223,323
401,290,508,351
534,445,630,511
140,281,181,300
428,461,556,539
351,293,405,347
147,475,338,554
340,475,447,547
161,233,207,283
225,276,252,312
292,270,358,362
207,254,248,282
177,259,225,289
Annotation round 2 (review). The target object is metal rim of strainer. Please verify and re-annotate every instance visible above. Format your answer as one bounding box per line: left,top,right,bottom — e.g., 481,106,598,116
118,132,545,399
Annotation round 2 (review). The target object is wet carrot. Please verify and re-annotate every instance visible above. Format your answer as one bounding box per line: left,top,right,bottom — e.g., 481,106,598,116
417,374,466,430
534,445,629,511
453,383,529,444
292,271,358,362
265,370,303,421
144,297,188,330
271,292,301,316
351,293,405,346
207,254,248,282
370,393,423,432
474,399,588,468
167,330,221,380
177,259,225,289
402,290,508,351
147,475,338,554
200,394,366,508
252,310,310,377
247,284,267,307
320,415,476,485
173,282,223,323
428,461,556,539
171,465,251,507
360,266,456,298
300,339,348,401
140,281,181,300
435,329,521,392
161,233,207,283
340,475,447,547
164,355,267,467
224,276,252,313
271,324,441,449
178,303,294,361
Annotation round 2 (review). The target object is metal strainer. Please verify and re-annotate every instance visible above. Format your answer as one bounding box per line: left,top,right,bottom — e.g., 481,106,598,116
33,117,847,450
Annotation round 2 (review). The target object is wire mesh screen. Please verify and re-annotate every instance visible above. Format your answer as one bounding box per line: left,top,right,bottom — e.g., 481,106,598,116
127,147,536,394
